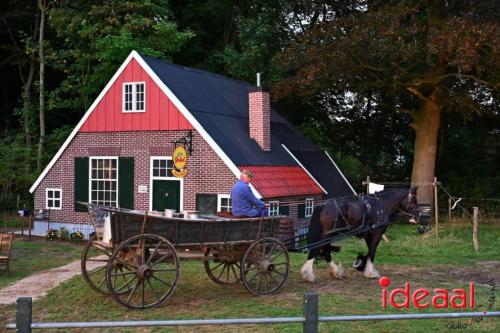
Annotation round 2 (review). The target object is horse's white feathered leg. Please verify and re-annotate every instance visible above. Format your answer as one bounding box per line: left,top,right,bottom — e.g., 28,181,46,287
363,258,381,278
300,259,316,282
328,261,345,279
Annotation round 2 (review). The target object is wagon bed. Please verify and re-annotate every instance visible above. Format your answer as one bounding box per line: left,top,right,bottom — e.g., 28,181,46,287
80,203,290,309
107,206,280,246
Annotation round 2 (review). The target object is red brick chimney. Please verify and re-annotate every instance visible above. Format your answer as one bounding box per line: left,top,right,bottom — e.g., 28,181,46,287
249,74,271,151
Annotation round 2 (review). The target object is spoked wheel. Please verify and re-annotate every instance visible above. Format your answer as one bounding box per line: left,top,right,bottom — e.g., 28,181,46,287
241,238,289,295
106,233,180,309
204,248,241,285
81,234,131,295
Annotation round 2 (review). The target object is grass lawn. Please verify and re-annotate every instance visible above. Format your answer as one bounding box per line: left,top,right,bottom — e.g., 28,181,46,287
0,237,83,289
0,222,499,332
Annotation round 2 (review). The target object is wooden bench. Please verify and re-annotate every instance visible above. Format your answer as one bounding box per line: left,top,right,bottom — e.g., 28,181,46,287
0,232,14,274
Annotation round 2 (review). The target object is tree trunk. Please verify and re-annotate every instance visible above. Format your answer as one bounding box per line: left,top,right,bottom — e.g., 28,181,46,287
23,10,40,147
410,92,441,204
37,0,46,171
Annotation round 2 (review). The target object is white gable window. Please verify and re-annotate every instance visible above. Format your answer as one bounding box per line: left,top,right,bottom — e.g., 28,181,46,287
46,188,62,210
268,201,279,216
123,82,145,112
217,195,232,212
305,198,314,217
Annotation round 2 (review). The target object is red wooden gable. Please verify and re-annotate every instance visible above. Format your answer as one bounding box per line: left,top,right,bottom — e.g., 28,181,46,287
80,58,193,132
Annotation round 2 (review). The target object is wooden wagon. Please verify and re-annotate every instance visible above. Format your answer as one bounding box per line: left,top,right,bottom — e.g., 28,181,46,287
80,203,289,309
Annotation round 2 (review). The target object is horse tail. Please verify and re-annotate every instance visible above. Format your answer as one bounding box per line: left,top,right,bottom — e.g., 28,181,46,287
307,204,324,245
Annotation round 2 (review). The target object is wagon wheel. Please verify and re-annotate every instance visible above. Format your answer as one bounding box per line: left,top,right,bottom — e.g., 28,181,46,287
204,248,241,285
81,234,134,295
240,238,289,296
106,233,179,309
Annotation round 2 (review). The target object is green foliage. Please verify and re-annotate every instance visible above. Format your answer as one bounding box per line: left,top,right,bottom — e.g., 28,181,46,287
438,114,500,198
0,0,498,205
45,229,58,241
70,230,84,243
274,1,499,194
210,7,284,82
0,134,37,210
48,0,193,113
58,227,70,241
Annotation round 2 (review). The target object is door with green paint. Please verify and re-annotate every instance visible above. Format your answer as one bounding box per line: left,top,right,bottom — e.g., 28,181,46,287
152,180,180,212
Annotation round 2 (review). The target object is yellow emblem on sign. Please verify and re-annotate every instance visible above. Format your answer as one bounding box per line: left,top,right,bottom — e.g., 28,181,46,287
172,146,188,178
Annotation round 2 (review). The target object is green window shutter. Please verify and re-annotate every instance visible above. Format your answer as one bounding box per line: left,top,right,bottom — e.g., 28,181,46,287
298,203,306,218
74,157,89,212
279,204,289,216
119,157,134,209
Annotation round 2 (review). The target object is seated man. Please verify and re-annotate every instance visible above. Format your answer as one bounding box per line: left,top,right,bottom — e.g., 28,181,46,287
230,170,268,217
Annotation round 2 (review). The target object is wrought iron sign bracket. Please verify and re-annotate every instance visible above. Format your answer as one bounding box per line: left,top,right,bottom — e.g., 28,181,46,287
172,130,193,156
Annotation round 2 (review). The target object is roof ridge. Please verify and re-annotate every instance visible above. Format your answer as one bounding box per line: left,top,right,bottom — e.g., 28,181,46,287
141,54,253,87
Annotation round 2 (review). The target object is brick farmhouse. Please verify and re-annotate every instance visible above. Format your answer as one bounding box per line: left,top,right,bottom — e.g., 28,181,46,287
29,51,355,236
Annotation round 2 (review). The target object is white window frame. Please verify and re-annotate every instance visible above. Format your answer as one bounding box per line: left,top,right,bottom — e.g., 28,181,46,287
89,156,119,207
217,194,232,212
268,201,279,216
149,156,183,212
122,82,146,112
305,198,314,217
46,188,62,210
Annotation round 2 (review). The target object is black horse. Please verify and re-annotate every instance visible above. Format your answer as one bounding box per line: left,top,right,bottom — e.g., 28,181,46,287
300,187,419,282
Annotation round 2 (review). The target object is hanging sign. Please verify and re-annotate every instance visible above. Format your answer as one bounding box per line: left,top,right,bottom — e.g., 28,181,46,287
172,146,189,178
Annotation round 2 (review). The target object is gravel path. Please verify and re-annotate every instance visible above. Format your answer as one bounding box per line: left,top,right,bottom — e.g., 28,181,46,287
0,257,103,305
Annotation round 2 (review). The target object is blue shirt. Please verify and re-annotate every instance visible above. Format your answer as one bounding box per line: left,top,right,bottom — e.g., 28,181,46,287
230,180,265,217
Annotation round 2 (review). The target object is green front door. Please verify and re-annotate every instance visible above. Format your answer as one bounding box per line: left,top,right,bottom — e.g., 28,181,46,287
152,180,180,212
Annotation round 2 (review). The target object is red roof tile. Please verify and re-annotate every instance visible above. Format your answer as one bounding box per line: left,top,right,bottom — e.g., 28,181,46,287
239,166,324,198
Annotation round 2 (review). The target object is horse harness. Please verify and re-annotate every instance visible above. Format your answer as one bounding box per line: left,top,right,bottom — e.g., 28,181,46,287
322,195,389,237
362,194,388,228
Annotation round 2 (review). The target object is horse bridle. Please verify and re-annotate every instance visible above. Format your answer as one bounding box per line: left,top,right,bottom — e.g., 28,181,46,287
398,192,418,221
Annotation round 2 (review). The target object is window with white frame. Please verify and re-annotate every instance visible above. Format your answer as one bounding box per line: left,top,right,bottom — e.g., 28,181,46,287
90,158,118,207
46,188,62,210
217,195,232,212
152,158,174,178
268,201,279,216
305,198,314,217
123,82,145,112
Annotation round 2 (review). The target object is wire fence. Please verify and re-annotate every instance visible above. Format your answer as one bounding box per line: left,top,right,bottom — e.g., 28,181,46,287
6,294,500,333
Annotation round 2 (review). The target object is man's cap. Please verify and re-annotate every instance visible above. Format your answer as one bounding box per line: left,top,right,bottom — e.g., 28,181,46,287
241,169,254,178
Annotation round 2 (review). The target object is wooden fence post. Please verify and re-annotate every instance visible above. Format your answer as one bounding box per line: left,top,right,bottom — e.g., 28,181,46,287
16,297,32,333
303,291,319,333
434,177,439,240
473,207,479,252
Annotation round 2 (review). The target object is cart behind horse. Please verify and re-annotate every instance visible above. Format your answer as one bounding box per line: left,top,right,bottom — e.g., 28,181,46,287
80,203,289,309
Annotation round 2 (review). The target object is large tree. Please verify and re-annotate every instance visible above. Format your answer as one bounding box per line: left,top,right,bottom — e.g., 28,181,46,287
48,0,193,116
275,0,499,203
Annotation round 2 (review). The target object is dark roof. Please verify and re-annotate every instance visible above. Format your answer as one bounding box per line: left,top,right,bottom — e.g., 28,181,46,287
143,55,354,197
290,150,355,198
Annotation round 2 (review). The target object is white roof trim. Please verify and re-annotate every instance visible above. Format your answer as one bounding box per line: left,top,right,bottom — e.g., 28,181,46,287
324,150,357,195
281,144,328,195
30,51,262,198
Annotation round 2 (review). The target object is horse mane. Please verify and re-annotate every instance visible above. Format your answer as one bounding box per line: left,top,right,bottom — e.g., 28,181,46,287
372,187,409,197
